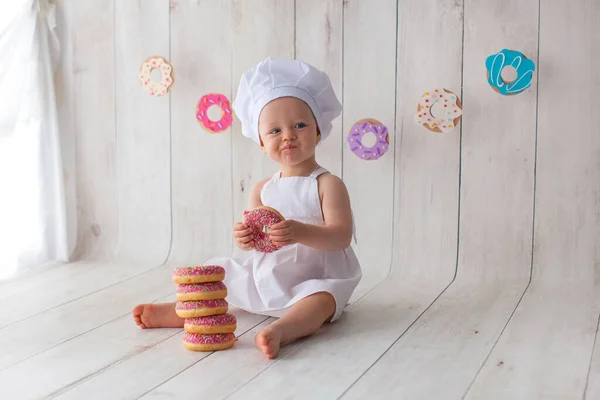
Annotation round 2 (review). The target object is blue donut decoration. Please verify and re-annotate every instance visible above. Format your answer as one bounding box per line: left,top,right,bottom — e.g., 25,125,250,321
485,49,535,95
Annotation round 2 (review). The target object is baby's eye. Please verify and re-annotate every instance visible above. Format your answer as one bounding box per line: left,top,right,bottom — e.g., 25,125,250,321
269,128,281,135
294,123,306,129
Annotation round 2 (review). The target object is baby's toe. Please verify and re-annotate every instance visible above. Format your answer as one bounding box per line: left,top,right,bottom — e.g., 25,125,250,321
255,331,269,349
255,328,281,359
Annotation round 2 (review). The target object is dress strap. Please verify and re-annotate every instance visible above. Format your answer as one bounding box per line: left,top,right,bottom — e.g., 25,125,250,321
309,166,328,179
351,209,358,245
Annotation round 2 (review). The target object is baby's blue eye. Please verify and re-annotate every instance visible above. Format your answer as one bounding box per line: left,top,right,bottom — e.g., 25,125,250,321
269,128,281,135
295,123,306,129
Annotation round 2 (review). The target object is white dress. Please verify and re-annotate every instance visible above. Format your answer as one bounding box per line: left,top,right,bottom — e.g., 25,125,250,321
206,166,362,322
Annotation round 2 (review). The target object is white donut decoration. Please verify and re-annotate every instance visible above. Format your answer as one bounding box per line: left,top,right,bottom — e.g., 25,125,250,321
414,88,462,133
139,56,174,97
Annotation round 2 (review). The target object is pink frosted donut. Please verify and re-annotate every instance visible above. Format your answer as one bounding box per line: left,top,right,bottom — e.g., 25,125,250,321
243,206,285,253
175,299,228,318
172,265,225,284
184,313,237,334
176,282,228,302
183,332,236,352
196,93,233,133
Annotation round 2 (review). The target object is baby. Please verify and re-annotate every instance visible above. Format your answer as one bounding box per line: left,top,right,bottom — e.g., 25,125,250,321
133,58,362,359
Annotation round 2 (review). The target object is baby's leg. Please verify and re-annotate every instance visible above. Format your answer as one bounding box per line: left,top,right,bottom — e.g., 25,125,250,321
255,291,335,359
132,302,184,329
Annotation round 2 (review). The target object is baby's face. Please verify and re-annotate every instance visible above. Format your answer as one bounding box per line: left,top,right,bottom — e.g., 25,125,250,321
258,97,320,166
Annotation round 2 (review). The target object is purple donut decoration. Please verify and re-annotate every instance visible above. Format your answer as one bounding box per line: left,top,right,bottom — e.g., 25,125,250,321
347,119,390,160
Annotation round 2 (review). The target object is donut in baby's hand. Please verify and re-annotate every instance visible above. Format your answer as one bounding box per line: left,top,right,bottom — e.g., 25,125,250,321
183,332,236,352
172,266,225,284
243,206,285,253
184,313,237,334
176,282,228,301
175,299,228,318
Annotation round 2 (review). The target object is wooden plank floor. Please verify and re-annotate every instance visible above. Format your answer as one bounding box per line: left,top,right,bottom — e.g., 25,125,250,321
1,264,599,400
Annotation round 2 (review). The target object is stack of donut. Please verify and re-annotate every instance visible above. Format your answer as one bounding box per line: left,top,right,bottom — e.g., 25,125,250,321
172,266,236,351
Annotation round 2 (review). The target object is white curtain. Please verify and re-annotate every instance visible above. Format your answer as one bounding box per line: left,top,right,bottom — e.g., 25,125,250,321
0,0,67,279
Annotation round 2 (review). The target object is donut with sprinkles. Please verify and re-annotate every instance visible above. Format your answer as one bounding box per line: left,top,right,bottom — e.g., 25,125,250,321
196,93,233,133
139,56,174,97
172,265,225,284
175,299,229,318
347,118,390,160
176,281,228,301
414,88,462,134
243,206,285,253
184,313,237,334
183,332,235,351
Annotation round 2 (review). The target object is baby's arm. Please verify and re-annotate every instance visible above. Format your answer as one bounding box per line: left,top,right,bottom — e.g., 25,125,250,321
248,178,268,208
297,174,353,251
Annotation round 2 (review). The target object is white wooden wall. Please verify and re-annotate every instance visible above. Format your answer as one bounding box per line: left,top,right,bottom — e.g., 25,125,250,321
56,0,399,298
53,0,600,301
5,0,590,397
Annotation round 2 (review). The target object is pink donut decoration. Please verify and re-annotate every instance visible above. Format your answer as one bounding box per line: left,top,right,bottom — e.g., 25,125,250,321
243,206,285,253
347,118,390,160
196,93,233,133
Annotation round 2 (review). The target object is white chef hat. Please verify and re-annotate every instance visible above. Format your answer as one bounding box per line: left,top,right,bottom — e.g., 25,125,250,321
232,57,342,145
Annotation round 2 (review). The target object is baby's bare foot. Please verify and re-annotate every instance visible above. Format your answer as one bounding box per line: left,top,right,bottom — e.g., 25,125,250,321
132,303,183,329
255,325,283,359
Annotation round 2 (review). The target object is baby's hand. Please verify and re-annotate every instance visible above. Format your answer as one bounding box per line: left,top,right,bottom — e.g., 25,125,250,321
269,220,306,247
233,222,254,251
